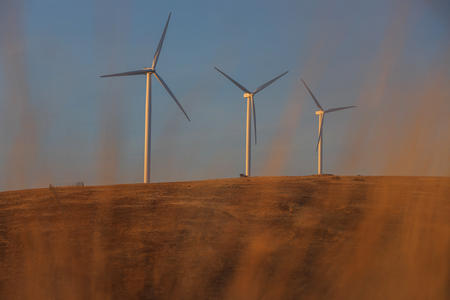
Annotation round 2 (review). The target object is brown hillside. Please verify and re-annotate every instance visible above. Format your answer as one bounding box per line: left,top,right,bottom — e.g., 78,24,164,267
0,176,448,299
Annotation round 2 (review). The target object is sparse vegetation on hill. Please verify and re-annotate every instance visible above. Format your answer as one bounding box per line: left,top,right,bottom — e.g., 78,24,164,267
0,176,448,299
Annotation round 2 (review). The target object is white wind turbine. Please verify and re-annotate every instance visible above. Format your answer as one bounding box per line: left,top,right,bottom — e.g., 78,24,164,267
301,79,356,175
215,67,288,177
100,12,190,183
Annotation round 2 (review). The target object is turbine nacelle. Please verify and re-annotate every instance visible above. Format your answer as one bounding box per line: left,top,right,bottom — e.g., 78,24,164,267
315,110,324,115
243,93,253,98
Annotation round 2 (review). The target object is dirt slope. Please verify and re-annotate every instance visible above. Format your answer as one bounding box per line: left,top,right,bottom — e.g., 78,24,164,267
0,176,448,299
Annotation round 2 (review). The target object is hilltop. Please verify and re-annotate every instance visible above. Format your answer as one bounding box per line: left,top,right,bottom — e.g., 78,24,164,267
0,176,448,299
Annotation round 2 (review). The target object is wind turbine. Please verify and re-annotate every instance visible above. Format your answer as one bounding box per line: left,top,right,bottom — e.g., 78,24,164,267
301,79,356,175
215,67,288,177
100,12,190,183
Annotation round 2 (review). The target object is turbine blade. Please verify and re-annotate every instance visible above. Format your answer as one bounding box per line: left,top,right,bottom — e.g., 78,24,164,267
300,79,324,110
152,12,171,69
154,71,190,121
316,115,325,151
214,67,250,93
252,97,257,144
100,69,149,78
253,71,288,94
325,105,356,113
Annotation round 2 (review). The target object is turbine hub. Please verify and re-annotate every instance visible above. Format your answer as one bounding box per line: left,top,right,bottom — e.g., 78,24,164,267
243,93,252,98
315,110,324,115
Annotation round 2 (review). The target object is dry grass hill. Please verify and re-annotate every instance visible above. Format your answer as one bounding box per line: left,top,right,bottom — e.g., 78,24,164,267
0,176,448,299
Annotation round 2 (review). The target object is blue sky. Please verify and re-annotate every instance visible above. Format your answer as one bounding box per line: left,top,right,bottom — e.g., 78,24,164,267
0,0,449,190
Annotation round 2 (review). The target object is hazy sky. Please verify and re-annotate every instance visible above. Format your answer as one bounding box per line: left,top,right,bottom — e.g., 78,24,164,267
0,0,449,190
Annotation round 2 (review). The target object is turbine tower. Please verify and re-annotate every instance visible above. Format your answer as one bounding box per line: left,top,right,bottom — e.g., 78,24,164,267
301,79,356,175
215,67,288,177
100,12,190,183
